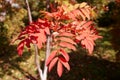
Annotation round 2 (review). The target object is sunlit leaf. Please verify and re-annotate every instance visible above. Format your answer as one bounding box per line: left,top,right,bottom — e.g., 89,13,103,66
57,61,63,77
59,32,74,37
79,2,87,8
60,60,70,71
60,49,69,61
17,40,25,56
48,57,58,72
46,50,58,66
57,37,76,45
59,42,76,50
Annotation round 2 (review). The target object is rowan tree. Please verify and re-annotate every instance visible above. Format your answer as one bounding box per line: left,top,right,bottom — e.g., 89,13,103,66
16,0,102,80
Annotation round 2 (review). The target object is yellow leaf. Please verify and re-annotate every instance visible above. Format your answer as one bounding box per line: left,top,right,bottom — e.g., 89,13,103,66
74,4,80,9
79,2,87,8
91,10,97,19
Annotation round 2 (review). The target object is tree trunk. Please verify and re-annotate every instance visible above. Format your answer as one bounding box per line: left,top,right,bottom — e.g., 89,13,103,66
25,0,51,80
25,0,43,80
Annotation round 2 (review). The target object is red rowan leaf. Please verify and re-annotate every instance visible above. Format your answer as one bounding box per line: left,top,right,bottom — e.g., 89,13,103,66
37,18,46,23
77,9,86,20
81,8,90,20
79,2,87,8
71,10,79,19
87,37,95,46
68,10,83,20
35,29,46,49
37,40,42,49
29,35,37,44
48,57,58,72
37,19,50,28
68,12,76,20
60,49,69,61
36,33,42,49
76,35,84,41
44,27,50,35
87,40,94,54
60,60,70,71
75,21,86,30
92,35,103,40
25,39,31,48
41,11,53,18
58,56,70,70
46,50,58,66
17,35,26,40
82,21,93,29
85,7,91,15
40,30,46,43
57,61,63,77
57,37,76,45
84,39,91,53
81,38,94,54
17,40,25,56
60,15,70,20
59,42,76,50
59,32,74,37
58,56,67,62
50,3,57,12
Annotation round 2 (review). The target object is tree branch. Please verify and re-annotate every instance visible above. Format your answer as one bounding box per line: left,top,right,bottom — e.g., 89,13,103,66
25,0,32,23
25,0,43,79
43,35,52,79
46,0,50,11
26,0,51,80
42,0,51,79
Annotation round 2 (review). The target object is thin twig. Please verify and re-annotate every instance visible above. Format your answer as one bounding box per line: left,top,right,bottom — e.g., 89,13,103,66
34,44,43,79
46,0,50,11
25,0,32,23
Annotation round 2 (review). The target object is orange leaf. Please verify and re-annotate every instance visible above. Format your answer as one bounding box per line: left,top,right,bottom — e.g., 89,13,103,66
35,30,46,49
81,8,90,20
79,2,87,8
48,57,58,72
39,29,46,43
78,9,86,20
17,40,25,56
36,33,42,49
57,37,76,45
57,61,63,77
92,35,103,40
81,38,94,54
41,11,53,18
44,27,50,35
60,60,70,71
46,50,57,66
76,35,85,41
86,39,94,54
76,21,86,30
60,49,69,61
25,39,31,48
59,32,74,37
59,42,76,50
82,21,93,29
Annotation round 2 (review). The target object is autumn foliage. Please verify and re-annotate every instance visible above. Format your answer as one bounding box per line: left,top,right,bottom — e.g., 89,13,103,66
17,2,102,77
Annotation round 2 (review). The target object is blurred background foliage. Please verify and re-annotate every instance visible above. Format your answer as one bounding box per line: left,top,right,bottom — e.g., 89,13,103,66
0,0,120,80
